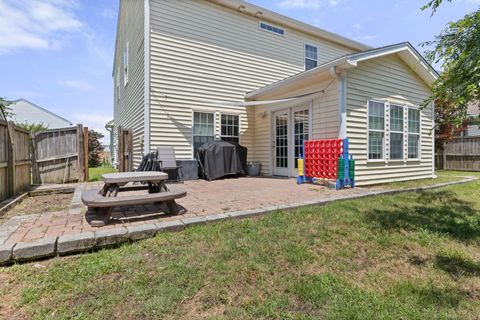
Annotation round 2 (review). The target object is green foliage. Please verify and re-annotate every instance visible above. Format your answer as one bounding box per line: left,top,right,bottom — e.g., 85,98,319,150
0,97,12,120
88,129,105,167
421,1,480,128
88,166,117,182
16,122,49,133
421,0,452,15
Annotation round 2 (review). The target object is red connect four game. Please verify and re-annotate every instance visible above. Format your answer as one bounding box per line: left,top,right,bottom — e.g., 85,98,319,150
303,139,343,180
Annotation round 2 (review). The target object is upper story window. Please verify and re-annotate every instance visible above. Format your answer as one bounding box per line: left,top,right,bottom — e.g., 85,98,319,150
305,44,318,70
123,42,129,86
259,22,285,36
116,66,120,102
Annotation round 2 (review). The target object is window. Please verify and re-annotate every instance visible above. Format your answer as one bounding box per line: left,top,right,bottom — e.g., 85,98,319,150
123,42,129,86
408,109,420,159
294,109,309,168
389,105,404,160
116,66,120,102
305,44,318,71
259,22,285,36
193,112,214,158
368,101,385,160
220,114,239,143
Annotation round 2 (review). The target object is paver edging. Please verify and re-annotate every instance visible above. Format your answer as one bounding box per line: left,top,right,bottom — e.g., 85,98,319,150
1,176,476,265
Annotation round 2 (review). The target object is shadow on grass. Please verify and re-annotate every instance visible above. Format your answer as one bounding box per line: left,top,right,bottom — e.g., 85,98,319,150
365,190,480,242
435,254,480,277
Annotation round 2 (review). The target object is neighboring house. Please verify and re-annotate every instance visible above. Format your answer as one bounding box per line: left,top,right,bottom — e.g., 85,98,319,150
462,102,480,137
7,99,73,129
113,0,437,185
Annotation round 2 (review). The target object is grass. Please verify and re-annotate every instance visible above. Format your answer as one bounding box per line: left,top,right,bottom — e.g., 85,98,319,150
1,172,479,319
88,166,118,182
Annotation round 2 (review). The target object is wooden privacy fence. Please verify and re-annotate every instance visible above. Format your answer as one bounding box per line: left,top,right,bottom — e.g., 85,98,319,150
117,126,133,172
436,136,480,171
31,125,89,184
0,120,32,202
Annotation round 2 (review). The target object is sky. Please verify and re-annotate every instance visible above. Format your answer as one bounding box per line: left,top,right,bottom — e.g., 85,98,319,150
0,0,478,144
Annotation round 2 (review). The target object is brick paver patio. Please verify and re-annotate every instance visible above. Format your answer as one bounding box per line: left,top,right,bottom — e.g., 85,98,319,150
1,177,369,245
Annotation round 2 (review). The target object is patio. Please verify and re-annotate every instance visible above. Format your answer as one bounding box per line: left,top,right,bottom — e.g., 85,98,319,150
0,177,370,246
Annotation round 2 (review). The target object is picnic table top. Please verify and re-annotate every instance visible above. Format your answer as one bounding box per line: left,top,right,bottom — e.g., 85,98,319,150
102,171,168,184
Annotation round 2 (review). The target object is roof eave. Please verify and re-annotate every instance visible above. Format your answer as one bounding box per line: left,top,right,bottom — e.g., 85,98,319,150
207,0,371,52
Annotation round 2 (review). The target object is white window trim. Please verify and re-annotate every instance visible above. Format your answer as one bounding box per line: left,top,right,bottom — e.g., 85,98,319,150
389,104,404,161
407,107,421,161
367,100,386,162
220,113,241,143
123,42,129,87
367,99,422,163
192,110,216,157
259,21,285,36
304,43,319,71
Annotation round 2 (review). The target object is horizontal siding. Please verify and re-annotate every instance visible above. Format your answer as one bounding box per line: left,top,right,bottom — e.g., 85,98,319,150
113,0,145,167
149,0,356,159
346,54,434,186
253,78,339,175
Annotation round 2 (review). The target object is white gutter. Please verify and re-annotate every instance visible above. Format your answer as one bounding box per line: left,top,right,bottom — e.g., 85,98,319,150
143,0,150,154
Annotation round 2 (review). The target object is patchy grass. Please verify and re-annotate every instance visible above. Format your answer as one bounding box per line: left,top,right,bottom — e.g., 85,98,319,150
0,193,72,223
1,180,480,319
369,171,472,190
88,167,117,182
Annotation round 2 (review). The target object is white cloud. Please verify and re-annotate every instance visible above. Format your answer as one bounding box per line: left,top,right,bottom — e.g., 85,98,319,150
72,112,112,144
60,80,95,91
278,0,344,9
0,0,82,54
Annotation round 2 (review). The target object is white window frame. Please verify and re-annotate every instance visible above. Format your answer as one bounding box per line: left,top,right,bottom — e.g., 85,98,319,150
407,108,421,160
367,100,386,161
192,111,216,158
304,43,318,71
123,42,129,86
389,104,404,161
116,66,120,102
259,21,285,36
367,99,422,162
220,113,240,143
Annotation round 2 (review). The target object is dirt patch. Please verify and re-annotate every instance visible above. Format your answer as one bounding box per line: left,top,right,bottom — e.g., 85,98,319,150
0,193,72,222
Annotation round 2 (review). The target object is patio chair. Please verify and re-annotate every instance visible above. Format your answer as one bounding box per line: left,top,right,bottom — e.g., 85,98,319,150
156,146,183,183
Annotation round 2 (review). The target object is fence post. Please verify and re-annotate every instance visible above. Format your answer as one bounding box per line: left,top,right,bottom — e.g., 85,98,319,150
6,121,16,196
117,126,124,172
76,124,85,182
442,141,447,170
83,127,89,181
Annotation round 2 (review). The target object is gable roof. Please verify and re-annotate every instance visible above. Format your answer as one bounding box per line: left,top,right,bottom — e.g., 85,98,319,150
246,42,439,99
8,99,73,128
208,0,370,52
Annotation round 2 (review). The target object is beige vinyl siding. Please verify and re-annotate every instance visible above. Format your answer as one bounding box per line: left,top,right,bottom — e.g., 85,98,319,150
148,0,356,159
253,78,339,175
113,0,145,167
345,54,434,186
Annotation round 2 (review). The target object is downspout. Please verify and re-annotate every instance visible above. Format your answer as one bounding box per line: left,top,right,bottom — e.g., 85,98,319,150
330,66,347,139
143,0,151,154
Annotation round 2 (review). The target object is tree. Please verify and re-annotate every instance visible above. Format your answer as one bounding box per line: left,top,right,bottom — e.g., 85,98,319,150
0,97,12,120
16,122,49,133
421,0,480,129
88,129,105,168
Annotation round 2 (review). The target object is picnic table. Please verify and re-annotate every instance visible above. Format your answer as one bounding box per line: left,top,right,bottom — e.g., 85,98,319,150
82,171,187,227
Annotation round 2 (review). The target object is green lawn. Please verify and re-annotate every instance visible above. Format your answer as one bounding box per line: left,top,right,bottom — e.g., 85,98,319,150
1,173,479,319
88,166,118,182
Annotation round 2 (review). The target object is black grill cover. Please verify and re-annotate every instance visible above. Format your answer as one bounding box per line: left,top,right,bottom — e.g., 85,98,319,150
198,141,247,181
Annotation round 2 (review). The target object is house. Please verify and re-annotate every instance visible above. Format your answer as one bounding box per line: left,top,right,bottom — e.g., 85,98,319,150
6,99,73,129
462,102,479,137
113,0,437,185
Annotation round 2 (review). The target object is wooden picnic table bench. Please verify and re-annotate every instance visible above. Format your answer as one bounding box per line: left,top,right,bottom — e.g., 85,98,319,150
81,172,187,227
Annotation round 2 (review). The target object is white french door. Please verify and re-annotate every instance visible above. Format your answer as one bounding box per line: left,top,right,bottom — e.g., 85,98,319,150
273,110,290,176
272,106,311,176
